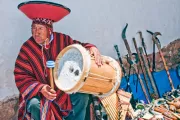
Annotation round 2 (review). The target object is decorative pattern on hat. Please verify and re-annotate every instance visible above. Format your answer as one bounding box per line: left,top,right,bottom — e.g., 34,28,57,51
33,18,53,28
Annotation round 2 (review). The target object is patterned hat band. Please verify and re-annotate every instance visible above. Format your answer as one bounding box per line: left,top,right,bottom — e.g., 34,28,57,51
32,18,53,28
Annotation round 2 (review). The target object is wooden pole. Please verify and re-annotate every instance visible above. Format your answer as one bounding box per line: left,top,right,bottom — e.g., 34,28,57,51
139,47,160,98
46,61,55,89
132,38,152,99
138,31,152,72
152,32,174,90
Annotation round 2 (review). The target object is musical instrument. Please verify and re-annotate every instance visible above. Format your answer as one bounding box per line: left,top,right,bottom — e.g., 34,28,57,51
101,92,119,120
117,90,135,120
100,90,135,120
54,44,122,97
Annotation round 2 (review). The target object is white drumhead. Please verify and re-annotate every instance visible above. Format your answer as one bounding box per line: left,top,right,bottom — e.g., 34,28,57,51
54,44,91,93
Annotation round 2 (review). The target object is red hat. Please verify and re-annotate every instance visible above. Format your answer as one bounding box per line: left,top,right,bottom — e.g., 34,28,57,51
18,1,71,27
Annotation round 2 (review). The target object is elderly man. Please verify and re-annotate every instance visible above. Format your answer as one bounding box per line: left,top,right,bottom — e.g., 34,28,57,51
14,1,102,120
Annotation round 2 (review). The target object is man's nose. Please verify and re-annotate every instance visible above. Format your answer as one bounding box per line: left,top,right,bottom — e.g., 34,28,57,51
34,29,41,35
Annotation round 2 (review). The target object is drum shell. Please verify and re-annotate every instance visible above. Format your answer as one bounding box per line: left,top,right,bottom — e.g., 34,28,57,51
79,56,121,96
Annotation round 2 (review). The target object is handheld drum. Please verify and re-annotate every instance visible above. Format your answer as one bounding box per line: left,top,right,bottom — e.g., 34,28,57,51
54,44,122,97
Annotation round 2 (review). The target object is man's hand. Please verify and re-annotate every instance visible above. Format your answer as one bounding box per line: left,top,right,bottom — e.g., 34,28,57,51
89,47,102,66
40,85,56,101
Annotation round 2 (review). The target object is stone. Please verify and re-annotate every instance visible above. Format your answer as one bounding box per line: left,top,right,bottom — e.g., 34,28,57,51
0,95,18,120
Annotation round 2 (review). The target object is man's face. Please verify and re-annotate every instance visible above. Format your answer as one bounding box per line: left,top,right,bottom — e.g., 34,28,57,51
32,24,49,44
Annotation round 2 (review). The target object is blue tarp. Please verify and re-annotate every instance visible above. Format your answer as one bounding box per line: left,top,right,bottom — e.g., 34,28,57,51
119,68,180,103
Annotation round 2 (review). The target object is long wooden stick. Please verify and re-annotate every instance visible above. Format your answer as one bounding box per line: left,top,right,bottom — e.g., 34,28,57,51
114,45,132,93
142,30,161,97
139,47,160,98
152,32,174,90
146,30,158,72
46,61,55,89
49,68,54,89
138,31,152,72
132,38,152,99
121,24,150,103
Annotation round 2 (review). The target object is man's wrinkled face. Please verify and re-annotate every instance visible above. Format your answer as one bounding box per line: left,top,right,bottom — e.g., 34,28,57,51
32,24,49,44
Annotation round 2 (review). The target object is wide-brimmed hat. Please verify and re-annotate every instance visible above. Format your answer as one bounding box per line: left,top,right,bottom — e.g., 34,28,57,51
18,1,71,27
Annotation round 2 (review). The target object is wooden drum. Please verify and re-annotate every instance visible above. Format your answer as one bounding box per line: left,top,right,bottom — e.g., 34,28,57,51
54,44,122,97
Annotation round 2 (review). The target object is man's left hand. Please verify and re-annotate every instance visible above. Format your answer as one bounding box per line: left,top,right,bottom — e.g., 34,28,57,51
89,47,102,66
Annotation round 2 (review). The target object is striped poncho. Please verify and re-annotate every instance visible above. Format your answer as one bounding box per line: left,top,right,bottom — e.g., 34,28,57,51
14,32,95,120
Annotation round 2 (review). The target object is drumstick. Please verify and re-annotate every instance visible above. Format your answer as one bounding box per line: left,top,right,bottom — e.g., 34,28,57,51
46,61,55,89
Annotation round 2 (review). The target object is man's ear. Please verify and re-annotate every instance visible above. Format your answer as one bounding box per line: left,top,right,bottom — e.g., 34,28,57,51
49,29,51,34
48,28,53,35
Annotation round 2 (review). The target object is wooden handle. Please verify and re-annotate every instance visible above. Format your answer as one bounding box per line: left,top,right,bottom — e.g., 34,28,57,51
50,68,54,89
46,61,55,89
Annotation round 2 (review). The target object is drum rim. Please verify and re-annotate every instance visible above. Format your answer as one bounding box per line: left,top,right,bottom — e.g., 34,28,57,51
54,44,91,92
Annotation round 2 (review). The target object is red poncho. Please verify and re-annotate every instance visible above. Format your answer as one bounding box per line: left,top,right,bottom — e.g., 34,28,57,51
14,32,94,120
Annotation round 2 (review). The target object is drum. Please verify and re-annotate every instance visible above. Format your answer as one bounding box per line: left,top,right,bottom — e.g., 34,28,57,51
54,44,122,97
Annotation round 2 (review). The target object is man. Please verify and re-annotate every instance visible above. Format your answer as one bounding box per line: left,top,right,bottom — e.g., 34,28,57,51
14,1,102,120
